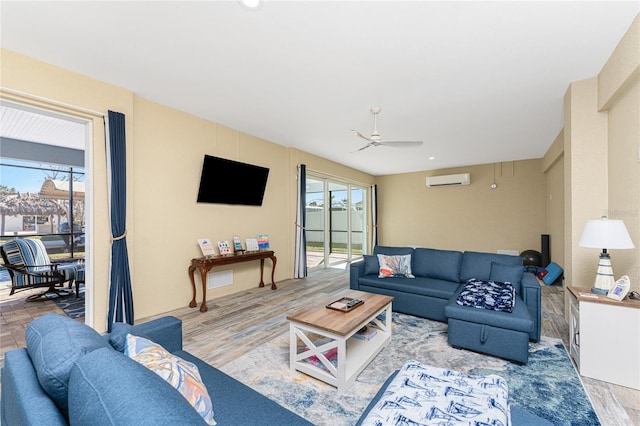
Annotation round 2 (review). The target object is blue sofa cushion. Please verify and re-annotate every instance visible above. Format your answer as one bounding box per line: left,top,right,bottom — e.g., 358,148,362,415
359,276,459,300
490,261,524,294
125,334,216,425
176,350,314,425
108,316,183,353
412,248,462,282
460,251,523,282
363,255,379,275
68,347,208,425
373,245,414,256
25,313,112,417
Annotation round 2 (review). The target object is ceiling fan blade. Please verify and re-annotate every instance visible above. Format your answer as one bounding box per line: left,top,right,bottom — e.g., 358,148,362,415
351,143,373,153
352,129,372,142
379,140,423,147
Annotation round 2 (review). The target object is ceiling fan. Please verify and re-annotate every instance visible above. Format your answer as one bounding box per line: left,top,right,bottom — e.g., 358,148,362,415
351,106,423,152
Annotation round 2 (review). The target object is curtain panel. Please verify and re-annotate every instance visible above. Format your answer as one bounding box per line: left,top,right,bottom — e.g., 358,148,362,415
294,164,307,278
105,110,134,332
371,184,378,248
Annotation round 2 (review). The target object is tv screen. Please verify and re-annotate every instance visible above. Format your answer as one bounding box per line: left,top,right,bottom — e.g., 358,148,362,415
197,155,269,206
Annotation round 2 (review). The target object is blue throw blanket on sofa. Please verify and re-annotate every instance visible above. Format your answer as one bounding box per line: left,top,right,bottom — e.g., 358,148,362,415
456,278,515,313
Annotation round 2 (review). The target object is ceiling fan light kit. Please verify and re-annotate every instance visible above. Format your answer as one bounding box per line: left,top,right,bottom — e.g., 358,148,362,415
351,106,423,152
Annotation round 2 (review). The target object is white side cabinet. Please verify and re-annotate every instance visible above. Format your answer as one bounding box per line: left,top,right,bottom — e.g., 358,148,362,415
568,286,640,390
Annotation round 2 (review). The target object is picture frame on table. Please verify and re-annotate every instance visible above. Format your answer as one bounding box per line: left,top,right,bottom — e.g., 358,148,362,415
197,238,216,256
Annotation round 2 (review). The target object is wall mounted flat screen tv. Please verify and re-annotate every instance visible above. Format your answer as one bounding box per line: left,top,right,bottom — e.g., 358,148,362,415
197,155,269,206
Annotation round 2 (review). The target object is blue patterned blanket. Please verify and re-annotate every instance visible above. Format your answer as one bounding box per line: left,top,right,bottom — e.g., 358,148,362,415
359,360,511,426
456,279,515,313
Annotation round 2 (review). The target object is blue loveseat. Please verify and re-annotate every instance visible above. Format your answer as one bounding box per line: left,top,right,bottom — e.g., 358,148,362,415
1,313,312,426
350,246,542,363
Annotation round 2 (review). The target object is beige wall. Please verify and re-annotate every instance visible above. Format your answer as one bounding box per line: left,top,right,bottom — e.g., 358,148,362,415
131,98,292,319
1,48,373,332
375,160,546,254
563,77,609,289
599,13,640,288
547,14,639,317
1,48,133,332
542,131,565,266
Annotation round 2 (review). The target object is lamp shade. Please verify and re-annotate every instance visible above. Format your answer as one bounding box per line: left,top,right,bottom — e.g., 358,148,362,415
578,218,635,249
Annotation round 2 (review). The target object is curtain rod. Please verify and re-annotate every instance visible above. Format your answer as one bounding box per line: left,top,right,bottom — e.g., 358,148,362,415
1,87,106,118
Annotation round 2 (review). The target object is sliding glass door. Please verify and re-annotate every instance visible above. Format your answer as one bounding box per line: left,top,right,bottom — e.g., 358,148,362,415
305,174,366,271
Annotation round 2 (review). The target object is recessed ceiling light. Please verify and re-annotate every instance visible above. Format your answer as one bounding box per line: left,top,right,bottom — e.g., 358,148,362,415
241,0,261,8
429,156,436,160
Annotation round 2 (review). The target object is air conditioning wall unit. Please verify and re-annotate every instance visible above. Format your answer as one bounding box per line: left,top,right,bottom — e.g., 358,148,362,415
426,173,471,187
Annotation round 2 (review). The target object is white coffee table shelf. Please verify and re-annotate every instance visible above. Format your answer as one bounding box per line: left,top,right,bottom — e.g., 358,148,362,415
287,291,393,393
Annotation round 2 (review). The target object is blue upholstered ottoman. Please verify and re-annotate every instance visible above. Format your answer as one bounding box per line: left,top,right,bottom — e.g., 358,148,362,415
444,287,534,364
356,361,552,426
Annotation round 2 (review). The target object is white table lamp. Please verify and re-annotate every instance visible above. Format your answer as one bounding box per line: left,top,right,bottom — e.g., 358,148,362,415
579,216,634,294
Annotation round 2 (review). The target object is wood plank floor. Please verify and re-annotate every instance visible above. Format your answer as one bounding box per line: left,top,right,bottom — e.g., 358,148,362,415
2,268,638,425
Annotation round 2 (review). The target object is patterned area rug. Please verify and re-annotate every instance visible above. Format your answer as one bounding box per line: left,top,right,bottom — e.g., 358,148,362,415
220,313,599,426
52,287,85,319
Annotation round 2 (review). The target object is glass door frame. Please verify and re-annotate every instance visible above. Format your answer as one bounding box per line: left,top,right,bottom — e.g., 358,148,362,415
305,172,368,271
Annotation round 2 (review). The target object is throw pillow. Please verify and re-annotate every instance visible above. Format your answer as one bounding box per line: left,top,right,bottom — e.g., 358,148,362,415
377,254,414,278
125,334,216,425
108,322,135,352
489,261,524,293
363,255,379,275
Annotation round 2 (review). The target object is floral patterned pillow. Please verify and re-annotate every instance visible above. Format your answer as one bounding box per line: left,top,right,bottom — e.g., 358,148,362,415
377,254,414,278
125,334,216,425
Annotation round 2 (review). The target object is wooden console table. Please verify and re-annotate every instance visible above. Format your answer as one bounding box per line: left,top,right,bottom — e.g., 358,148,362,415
188,250,277,312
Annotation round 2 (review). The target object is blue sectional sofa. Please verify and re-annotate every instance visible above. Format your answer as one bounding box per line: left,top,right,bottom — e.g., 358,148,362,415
1,313,312,426
350,246,542,363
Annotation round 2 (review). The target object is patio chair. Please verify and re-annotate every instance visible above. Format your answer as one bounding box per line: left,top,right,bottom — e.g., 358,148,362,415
0,238,85,301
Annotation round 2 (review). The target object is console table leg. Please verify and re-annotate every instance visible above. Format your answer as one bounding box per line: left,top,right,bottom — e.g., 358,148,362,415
188,266,198,308
199,268,208,312
270,255,277,290
259,259,265,288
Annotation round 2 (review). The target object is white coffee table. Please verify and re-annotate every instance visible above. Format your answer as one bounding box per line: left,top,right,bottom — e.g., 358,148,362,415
286,290,393,393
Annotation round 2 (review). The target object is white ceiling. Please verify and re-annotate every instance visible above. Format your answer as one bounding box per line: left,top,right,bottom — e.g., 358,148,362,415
1,1,638,176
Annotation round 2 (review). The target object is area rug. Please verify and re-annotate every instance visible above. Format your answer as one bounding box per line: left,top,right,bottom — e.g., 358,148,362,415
52,287,84,319
220,313,599,426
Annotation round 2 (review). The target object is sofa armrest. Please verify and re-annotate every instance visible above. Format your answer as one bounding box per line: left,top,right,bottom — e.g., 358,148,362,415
1,348,67,426
350,260,365,290
107,316,183,353
520,272,541,341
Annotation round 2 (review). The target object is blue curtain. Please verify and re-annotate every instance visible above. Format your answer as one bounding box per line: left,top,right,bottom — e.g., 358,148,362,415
106,111,134,332
294,164,307,278
371,184,378,248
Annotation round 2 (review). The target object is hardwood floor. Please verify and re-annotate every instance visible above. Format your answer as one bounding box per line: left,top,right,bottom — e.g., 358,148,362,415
2,268,638,425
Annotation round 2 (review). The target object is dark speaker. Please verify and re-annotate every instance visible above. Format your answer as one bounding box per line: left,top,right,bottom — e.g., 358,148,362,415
541,234,550,267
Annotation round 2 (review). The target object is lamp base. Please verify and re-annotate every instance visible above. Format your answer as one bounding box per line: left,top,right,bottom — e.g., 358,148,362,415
592,252,615,294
